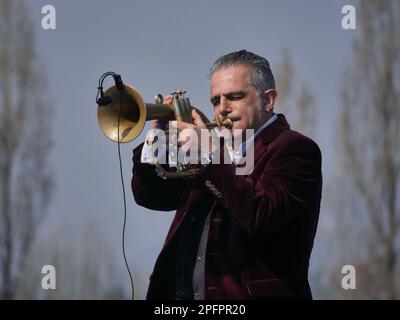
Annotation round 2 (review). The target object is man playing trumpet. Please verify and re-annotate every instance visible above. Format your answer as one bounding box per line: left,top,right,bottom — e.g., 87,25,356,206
131,50,322,300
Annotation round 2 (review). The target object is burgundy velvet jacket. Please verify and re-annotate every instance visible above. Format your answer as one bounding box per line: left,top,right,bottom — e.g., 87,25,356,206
131,114,322,300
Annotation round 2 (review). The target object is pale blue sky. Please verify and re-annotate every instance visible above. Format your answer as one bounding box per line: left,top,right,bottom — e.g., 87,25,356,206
25,0,357,298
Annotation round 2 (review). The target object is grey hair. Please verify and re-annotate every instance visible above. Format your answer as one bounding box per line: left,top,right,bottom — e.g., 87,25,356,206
209,50,275,95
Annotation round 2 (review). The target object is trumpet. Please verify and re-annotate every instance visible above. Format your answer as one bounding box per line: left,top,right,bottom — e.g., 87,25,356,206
96,79,232,144
96,73,233,179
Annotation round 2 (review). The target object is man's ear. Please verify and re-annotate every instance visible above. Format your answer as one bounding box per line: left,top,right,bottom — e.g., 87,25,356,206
264,89,277,112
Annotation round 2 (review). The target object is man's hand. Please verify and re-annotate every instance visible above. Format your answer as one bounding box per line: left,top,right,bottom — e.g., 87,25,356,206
172,109,213,162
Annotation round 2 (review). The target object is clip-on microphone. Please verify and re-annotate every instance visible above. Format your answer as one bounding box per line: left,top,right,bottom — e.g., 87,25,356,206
96,72,125,105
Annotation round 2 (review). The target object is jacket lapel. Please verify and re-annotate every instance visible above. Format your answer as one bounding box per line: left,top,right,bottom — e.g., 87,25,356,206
253,113,290,162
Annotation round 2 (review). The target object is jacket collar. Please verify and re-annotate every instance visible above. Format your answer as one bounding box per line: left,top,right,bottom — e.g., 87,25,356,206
253,113,290,160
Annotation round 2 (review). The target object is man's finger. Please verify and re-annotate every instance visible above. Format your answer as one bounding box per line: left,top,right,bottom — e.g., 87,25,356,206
174,120,195,130
192,109,206,129
163,95,174,105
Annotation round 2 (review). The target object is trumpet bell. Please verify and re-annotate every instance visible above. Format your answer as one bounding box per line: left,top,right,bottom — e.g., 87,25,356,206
97,84,147,143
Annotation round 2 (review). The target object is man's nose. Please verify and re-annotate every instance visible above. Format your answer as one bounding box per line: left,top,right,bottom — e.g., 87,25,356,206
219,97,230,116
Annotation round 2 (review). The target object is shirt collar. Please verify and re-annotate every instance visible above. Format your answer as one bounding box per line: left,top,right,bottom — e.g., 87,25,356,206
212,113,278,165
251,113,278,143
232,113,278,164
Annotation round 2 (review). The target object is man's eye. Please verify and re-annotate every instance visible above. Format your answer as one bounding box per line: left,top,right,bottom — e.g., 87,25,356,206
229,95,244,100
227,93,245,101
212,100,220,107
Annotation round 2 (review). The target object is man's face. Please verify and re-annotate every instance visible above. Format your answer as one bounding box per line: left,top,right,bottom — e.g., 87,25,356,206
210,65,267,133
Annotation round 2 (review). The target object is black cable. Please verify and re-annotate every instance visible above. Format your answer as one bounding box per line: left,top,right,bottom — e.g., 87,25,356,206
96,72,134,299
117,89,135,300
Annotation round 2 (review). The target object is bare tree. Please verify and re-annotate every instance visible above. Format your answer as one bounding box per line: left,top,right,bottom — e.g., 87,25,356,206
296,83,315,135
338,0,400,299
275,49,316,136
17,223,128,300
275,49,293,112
0,0,53,299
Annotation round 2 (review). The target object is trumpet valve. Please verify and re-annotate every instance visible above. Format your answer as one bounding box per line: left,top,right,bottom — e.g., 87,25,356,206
154,94,164,104
213,117,233,129
221,118,233,128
